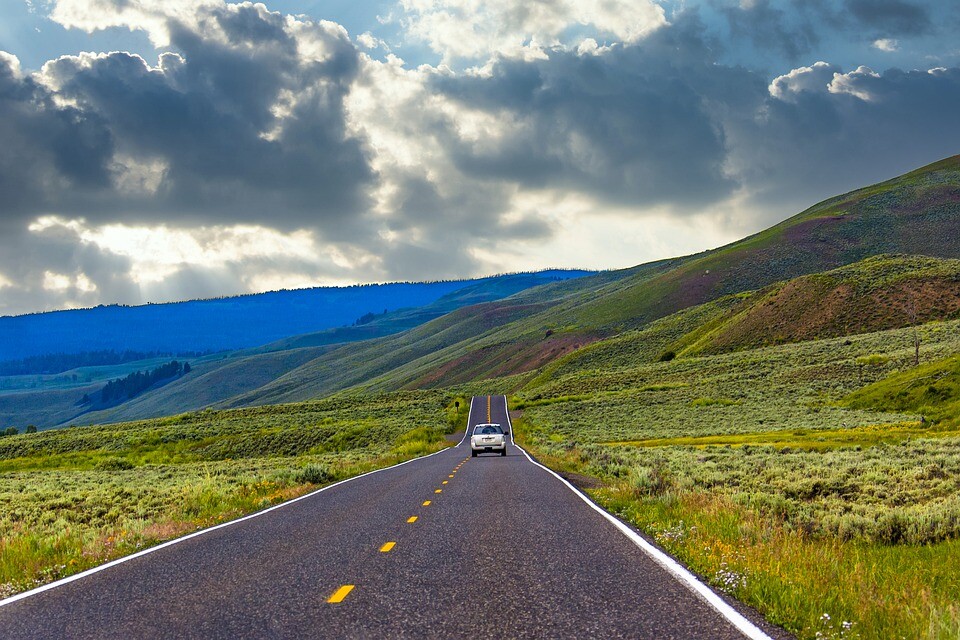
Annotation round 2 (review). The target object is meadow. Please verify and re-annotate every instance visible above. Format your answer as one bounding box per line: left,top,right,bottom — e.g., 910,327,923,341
0,391,464,598
513,317,960,639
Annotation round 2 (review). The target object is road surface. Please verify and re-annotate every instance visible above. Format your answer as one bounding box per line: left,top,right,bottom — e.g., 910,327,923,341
0,396,781,639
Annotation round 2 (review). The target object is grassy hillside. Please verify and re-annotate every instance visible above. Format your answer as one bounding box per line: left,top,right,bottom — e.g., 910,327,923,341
685,254,960,355
0,272,592,429
348,157,960,391
537,254,960,381
213,261,675,406
508,313,960,639
72,347,329,427
844,353,960,426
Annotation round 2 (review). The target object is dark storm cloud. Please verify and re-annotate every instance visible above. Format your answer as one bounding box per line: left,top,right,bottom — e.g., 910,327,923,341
0,54,114,232
844,0,931,36
37,4,374,233
427,13,762,212
719,0,820,61
0,2,374,240
729,64,960,217
425,10,960,224
428,14,760,212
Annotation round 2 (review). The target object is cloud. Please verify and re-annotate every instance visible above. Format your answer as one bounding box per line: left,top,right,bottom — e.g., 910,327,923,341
720,0,820,61
398,0,666,61
3,0,960,316
729,63,960,213
768,60,839,101
844,0,931,37
34,4,375,233
0,51,115,232
873,38,899,52
421,14,761,212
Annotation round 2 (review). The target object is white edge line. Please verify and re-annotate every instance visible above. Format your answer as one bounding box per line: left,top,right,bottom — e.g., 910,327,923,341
456,395,475,447
502,395,773,640
0,416,463,609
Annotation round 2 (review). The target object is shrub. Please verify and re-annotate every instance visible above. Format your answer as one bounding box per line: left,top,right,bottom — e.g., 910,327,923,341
627,461,675,497
95,457,134,471
296,463,333,485
658,350,676,362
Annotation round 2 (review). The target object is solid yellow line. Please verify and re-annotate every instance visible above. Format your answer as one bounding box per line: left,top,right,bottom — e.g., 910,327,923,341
422,500,431,506
435,489,442,494
407,516,418,523
380,542,396,553
327,585,355,603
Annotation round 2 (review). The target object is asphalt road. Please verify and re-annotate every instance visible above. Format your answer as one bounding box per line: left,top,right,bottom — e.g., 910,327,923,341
0,396,781,639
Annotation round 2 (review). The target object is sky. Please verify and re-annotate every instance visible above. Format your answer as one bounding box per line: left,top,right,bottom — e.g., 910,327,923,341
0,0,959,316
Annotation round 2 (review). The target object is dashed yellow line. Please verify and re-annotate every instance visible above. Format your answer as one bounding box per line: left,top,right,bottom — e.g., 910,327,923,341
442,480,448,485
327,585,355,603
449,475,454,478
407,516,418,523
435,489,442,494
379,542,396,553
487,395,492,422
422,500,431,506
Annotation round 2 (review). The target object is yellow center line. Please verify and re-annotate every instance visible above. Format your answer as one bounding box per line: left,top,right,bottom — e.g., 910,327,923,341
379,542,396,553
442,481,448,485
407,516,418,523
435,489,442,493
422,500,431,506
487,395,491,422
449,475,454,478
327,585,355,603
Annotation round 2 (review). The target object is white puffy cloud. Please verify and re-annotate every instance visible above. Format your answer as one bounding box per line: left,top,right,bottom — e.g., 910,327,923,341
873,38,900,52
42,271,72,291
50,0,220,46
398,0,666,61
828,65,881,100
768,61,838,100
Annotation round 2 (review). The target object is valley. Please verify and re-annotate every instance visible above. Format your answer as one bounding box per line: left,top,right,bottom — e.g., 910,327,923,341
3,156,960,638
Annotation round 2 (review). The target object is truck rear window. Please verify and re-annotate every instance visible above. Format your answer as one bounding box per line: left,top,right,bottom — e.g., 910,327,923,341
474,425,503,434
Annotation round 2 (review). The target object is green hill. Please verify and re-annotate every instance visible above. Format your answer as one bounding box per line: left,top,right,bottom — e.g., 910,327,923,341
843,353,960,426
1,272,591,428
156,155,960,407
346,156,960,391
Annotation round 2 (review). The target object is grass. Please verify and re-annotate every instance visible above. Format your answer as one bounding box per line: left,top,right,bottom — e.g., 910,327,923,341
0,390,459,599
509,315,960,639
844,353,960,426
596,489,960,640
607,421,960,450
516,416,960,639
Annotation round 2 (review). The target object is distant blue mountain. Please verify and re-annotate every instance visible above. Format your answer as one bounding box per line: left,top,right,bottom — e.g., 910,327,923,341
0,270,593,361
